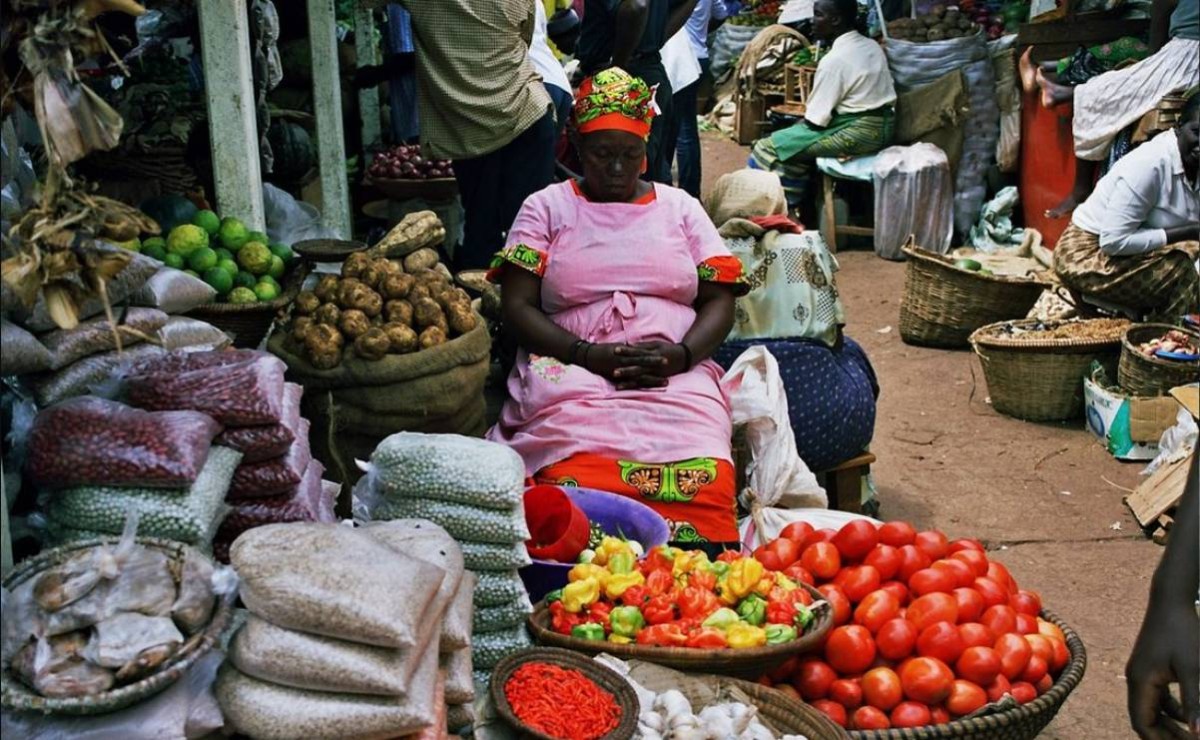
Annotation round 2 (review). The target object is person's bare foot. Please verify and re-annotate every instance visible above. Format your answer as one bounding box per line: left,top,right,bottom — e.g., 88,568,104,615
1036,69,1073,108
1046,192,1082,219
1019,47,1038,94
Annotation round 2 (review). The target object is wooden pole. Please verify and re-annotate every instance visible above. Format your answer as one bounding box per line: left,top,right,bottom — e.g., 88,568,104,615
355,5,383,155
308,0,353,238
197,0,265,230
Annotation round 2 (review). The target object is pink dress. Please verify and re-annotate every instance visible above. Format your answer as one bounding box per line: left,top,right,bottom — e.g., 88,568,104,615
486,181,744,475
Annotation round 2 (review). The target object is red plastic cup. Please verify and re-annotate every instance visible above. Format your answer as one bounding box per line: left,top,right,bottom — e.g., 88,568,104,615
524,484,590,563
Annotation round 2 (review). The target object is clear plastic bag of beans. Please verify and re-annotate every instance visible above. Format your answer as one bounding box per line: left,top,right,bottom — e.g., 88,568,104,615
226,420,311,499
27,397,222,490
215,383,302,463
459,541,532,572
470,626,532,670
473,570,529,608
123,349,286,426
217,460,328,543
472,594,533,632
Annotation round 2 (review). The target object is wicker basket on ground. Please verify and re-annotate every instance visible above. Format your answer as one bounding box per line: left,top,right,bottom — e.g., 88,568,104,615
900,244,1048,349
186,264,308,349
848,609,1086,740
1118,323,1200,397
969,318,1129,422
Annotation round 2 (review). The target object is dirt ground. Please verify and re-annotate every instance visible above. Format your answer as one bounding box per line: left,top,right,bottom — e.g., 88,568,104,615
700,131,1160,739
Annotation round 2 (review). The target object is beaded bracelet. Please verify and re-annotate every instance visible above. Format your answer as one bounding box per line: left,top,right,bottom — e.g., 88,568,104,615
678,342,693,371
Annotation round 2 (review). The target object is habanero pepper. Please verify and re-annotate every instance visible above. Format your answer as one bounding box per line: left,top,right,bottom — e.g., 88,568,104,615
642,594,677,625
701,607,741,631
544,588,563,604
609,605,645,638
549,601,585,635
725,622,767,649
724,558,765,601
643,544,679,573
737,594,767,626
765,597,797,627
568,563,610,590
585,601,612,629
605,571,645,600
636,623,688,647
562,577,600,613
571,623,605,641
684,626,729,649
620,584,650,607
765,624,798,645
645,569,675,598
678,586,721,621
716,549,742,564
607,552,636,575
687,568,718,592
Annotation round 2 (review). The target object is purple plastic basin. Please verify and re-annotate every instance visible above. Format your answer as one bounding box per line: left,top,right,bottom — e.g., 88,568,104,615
519,486,670,603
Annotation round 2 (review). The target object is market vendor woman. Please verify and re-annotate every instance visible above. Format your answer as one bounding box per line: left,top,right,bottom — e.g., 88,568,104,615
487,68,747,552
748,0,896,206
1054,93,1200,321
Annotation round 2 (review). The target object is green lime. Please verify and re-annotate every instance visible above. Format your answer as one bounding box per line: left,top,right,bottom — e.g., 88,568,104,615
234,270,258,289
218,217,249,250
143,236,166,251
216,258,239,276
247,230,270,246
214,247,234,262
253,281,279,302
202,266,234,295
237,241,272,275
267,254,286,279
954,258,983,272
192,209,221,235
143,243,168,262
166,224,209,256
183,269,201,278
187,246,219,272
228,286,259,304
163,253,186,269
259,274,280,291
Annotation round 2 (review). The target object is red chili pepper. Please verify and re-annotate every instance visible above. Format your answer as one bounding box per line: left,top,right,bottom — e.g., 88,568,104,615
504,662,622,740
678,585,721,621
684,626,729,649
642,593,677,625
636,623,688,647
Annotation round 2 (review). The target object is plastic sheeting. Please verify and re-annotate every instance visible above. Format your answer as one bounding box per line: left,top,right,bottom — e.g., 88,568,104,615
871,143,954,259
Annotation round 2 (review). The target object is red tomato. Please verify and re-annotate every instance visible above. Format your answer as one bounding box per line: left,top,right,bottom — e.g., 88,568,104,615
956,646,1002,686
909,567,957,597
769,656,799,683
899,656,955,704
828,678,863,710
1015,613,1038,635
890,701,933,728
931,559,976,588
950,549,990,577
914,530,950,561
995,633,1033,680
833,520,879,561
783,563,815,586
1019,655,1049,684
1009,681,1037,704
818,584,853,626
930,705,951,724
753,546,783,572
981,605,1018,636
878,521,918,547
906,593,959,632
803,528,838,549
985,674,1012,703
1037,618,1066,644
1024,634,1054,663
812,699,848,728
1010,589,1042,616
801,542,841,580
795,587,814,606
862,667,903,711
779,521,815,544
876,618,919,661
765,537,801,569
864,544,901,581
793,659,837,700
1035,673,1054,695
917,621,966,665
973,577,1010,608
879,580,910,605
946,680,988,716
836,565,882,603
987,561,1018,594
851,706,892,730
948,537,985,554
1048,637,1070,673
958,622,997,649
896,545,933,582
953,587,986,623
855,590,901,633
826,625,878,674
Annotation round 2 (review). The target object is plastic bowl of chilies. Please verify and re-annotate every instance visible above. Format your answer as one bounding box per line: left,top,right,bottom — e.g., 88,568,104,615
520,487,669,603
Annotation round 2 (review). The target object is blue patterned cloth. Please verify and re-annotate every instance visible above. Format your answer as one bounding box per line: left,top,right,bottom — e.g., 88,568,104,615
715,336,879,471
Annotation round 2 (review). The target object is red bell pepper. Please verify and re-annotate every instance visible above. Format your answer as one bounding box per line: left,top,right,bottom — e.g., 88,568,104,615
636,623,688,647
687,569,718,592
585,602,612,629
642,594,677,625
684,626,729,649
549,601,585,635
620,584,650,607
678,586,721,621
642,546,676,573
645,569,675,598
765,598,797,627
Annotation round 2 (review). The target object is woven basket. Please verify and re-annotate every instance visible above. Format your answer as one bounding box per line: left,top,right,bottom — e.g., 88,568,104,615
527,584,832,678
848,609,1086,740
490,648,639,740
900,244,1048,349
186,264,309,348
970,318,1128,422
1118,323,1200,397
718,677,849,739
0,537,234,716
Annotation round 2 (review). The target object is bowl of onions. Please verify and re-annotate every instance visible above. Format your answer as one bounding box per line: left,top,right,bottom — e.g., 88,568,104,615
366,144,458,200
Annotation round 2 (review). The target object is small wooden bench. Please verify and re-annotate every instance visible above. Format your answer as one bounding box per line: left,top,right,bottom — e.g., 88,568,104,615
820,451,877,513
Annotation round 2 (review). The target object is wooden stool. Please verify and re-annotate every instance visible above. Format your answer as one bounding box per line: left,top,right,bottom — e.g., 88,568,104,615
820,451,877,513
820,171,875,253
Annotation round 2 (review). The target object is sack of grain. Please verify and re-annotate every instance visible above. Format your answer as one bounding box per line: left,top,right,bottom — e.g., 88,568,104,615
360,433,524,510
473,594,533,632
471,625,533,670
26,344,166,407
474,570,529,609
460,541,532,572
440,648,474,705
40,308,168,370
0,319,51,375
155,316,231,352
371,498,530,545
132,267,217,314
441,572,475,654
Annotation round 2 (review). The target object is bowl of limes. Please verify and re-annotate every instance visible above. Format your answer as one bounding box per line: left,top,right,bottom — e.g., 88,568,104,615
142,209,307,348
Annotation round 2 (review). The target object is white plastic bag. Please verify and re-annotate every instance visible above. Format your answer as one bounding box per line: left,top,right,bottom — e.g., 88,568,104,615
871,143,954,259
720,346,825,550
1143,407,1198,477
263,183,335,244
663,28,701,93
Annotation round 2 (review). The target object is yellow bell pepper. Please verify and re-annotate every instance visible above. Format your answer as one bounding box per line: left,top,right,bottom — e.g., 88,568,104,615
774,573,799,592
726,622,768,649
604,571,645,600
724,558,765,601
607,633,634,645
593,537,633,567
562,577,600,613
672,549,711,579
568,563,610,590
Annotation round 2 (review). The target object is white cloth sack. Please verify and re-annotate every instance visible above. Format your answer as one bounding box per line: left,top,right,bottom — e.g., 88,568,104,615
663,28,702,93
721,346,825,551
872,143,954,259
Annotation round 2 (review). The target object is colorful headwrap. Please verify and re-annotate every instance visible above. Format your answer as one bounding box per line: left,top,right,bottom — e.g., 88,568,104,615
573,67,657,139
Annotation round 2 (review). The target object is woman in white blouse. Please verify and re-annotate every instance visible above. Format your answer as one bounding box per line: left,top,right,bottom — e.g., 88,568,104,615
1054,94,1199,321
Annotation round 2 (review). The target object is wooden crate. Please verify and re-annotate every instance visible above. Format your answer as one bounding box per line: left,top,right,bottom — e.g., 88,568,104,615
1126,454,1191,544
735,94,768,145
784,64,816,107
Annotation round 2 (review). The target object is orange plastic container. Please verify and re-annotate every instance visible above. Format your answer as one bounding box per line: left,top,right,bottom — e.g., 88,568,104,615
1019,90,1076,248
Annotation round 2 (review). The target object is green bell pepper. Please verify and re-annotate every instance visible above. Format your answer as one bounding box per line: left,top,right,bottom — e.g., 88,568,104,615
544,588,564,604
571,623,606,641
607,552,636,575
765,624,798,644
795,603,814,630
737,594,767,626
701,607,741,632
609,605,646,638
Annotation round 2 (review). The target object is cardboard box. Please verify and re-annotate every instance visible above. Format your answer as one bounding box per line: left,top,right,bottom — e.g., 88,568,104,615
1083,370,1179,461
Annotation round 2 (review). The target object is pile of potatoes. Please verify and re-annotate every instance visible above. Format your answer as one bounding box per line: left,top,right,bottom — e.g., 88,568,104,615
287,247,477,369
887,5,978,42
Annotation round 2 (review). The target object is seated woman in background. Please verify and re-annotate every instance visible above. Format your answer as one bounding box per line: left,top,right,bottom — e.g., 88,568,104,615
487,69,748,552
1054,94,1199,321
706,169,878,474
747,0,896,207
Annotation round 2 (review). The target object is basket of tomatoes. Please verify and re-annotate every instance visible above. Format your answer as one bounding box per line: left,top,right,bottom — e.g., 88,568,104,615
751,519,1086,739
526,541,834,679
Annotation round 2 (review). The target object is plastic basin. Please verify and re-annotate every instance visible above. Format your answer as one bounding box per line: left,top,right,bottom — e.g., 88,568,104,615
524,484,590,563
